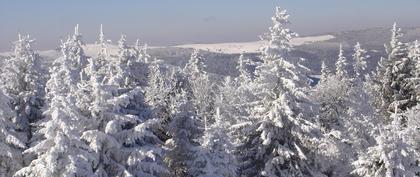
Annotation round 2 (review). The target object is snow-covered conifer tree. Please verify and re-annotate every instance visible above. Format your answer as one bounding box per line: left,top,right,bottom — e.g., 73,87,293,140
145,59,167,107
372,23,416,116
353,42,369,80
44,25,87,103
15,39,97,177
164,90,201,177
1,34,43,137
409,40,420,103
336,44,350,78
0,89,26,177
313,74,351,131
135,40,151,64
320,60,332,82
95,24,111,81
183,50,214,130
108,34,138,88
237,53,253,84
238,6,319,177
82,57,168,177
352,106,420,177
312,71,377,176
188,108,237,177
183,50,207,79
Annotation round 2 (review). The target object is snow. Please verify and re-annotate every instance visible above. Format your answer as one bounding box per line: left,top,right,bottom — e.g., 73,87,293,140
0,34,335,58
174,35,335,54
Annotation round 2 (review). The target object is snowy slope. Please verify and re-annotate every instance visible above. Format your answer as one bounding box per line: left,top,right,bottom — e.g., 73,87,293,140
173,35,335,54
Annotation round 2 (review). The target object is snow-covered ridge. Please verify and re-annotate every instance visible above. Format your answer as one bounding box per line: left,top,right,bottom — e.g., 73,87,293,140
0,34,334,58
173,35,335,54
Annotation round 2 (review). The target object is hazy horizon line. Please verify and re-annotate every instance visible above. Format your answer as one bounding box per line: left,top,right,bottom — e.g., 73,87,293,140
1,24,419,53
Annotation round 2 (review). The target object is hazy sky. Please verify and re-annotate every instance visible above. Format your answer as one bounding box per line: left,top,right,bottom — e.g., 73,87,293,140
1,0,420,51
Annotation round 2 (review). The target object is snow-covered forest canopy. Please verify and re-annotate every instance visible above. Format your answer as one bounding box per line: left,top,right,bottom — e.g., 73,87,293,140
0,5,420,177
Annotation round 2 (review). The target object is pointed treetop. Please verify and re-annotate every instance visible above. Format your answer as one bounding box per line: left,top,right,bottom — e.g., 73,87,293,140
118,34,128,49
272,6,291,27
353,42,369,79
135,38,140,49
336,43,349,78
261,6,298,58
237,53,252,83
13,33,35,56
391,22,403,49
184,49,207,76
99,24,105,43
97,25,110,59
100,24,103,34
320,60,331,81
74,24,79,35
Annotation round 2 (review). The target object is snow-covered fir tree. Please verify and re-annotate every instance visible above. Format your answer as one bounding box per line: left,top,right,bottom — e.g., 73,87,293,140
15,39,97,177
108,34,138,88
216,77,245,128
409,40,420,103
0,34,43,139
183,50,214,130
95,24,111,82
313,74,351,131
320,60,332,82
49,25,91,117
237,53,253,84
404,105,420,151
215,54,255,131
352,105,420,177
188,107,237,177
145,59,167,108
82,58,168,177
312,71,377,176
164,89,201,177
352,42,369,80
144,65,183,145
135,40,151,64
238,6,319,177
183,50,206,78
131,39,150,86
372,23,416,117
336,44,350,79
0,89,26,177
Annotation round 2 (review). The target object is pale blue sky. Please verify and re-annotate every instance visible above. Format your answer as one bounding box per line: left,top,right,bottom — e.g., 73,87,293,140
1,0,420,51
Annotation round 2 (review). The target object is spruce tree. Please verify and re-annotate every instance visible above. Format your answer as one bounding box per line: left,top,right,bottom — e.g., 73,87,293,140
183,50,214,131
353,42,369,80
372,23,416,117
336,44,349,79
237,53,253,84
239,6,319,177
82,58,168,177
164,90,201,177
95,24,111,82
15,37,97,177
352,106,420,177
188,108,237,177
0,89,26,177
1,34,43,139
108,35,137,88
320,60,332,82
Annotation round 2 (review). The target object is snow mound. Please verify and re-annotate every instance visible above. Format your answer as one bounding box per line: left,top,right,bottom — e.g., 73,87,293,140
174,35,335,54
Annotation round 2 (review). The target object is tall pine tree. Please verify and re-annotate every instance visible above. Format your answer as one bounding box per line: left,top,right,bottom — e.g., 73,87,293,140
239,6,319,177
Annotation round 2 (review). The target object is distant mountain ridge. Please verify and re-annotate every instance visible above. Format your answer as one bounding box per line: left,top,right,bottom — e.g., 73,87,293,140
1,26,420,77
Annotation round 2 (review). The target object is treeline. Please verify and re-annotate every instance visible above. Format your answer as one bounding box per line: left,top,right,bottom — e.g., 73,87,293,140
0,5,419,177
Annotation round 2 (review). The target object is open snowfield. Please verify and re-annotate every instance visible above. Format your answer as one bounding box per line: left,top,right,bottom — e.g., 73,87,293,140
174,35,335,54
0,34,335,58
